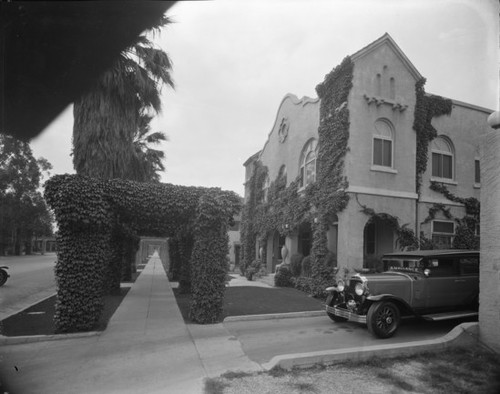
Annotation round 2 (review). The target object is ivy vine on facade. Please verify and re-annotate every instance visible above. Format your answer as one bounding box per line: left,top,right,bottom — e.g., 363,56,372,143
241,57,353,295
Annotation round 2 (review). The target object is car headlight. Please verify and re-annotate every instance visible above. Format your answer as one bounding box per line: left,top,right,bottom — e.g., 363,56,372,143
354,282,364,296
336,279,345,292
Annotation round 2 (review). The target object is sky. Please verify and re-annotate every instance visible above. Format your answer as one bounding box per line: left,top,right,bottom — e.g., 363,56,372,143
31,0,499,197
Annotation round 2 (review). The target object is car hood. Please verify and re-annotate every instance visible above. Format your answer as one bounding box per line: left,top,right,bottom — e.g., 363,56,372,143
351,271,418,301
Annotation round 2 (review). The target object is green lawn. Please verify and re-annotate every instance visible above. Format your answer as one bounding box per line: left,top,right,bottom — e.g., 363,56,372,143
173,285,325,323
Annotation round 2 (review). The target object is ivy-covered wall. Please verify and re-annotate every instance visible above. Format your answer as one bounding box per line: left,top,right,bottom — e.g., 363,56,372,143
413,78,453,194
241,57,353,295
45,174,240,332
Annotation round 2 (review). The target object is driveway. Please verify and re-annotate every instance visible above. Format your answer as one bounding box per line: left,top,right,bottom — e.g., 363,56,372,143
224,314,470,364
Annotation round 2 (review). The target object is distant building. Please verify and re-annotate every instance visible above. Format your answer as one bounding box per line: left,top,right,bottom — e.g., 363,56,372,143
228,213,241,270
243,33,491,273
32,237,57,254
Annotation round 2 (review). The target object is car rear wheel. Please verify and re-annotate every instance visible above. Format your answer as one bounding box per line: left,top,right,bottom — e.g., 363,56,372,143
367,301,400,338
326,293,347,322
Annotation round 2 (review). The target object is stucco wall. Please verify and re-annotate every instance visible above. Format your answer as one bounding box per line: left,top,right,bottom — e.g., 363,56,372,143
338,193,416,270
420,102,489,205
418,202,466,240
346,41,418,196
479,121,500,353
258,94,319,184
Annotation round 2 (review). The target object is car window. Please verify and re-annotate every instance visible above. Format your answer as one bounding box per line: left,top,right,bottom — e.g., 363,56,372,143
383,258,422,272
459,257,479,275
427,258,459,277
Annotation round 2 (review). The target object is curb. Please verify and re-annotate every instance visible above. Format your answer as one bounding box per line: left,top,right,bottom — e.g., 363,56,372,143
223,310,325,322
261,322,480,370
0,330,101,346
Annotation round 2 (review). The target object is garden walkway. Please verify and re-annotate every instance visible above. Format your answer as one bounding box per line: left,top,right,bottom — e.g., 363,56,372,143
0,253,260,393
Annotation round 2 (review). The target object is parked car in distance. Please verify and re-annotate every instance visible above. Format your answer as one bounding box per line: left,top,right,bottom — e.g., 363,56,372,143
325,249,479,338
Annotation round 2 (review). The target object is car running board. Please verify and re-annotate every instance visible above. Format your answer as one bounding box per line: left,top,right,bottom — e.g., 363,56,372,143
421,311,478,321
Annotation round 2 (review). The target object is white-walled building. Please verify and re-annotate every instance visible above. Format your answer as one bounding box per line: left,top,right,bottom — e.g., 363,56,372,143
243,34,491,273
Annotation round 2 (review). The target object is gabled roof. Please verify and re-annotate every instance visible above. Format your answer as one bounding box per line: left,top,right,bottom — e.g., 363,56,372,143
351,33,423,81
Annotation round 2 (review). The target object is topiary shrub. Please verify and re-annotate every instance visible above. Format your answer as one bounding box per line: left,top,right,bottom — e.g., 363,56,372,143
301,255,312,277
245,259,262,281
290,253,304,277
274,264,293,287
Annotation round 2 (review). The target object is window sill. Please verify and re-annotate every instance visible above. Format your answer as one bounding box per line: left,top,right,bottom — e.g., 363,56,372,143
474,183,481,189
370,165,398,174
431,177,457,186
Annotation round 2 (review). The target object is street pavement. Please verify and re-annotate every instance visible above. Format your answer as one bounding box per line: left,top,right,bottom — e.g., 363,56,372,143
0,253,479,394
0,253,57,320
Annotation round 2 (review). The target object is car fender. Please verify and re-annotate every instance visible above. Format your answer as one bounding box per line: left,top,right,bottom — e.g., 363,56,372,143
366,294,415,316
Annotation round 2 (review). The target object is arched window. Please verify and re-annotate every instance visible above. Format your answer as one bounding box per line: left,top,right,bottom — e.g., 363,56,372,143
431,136,454,180
299,139,317,188
373,119,394,168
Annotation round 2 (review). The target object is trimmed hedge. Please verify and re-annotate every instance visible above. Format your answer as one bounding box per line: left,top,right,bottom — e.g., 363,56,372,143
45,174,240,331
294,276,314,294
189,192,238,323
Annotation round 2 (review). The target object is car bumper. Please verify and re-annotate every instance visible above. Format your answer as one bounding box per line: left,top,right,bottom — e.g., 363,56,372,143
325,305,367,324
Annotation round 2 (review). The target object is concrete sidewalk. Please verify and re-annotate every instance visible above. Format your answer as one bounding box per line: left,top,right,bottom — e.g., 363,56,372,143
0,255,252,393
0,254,479,394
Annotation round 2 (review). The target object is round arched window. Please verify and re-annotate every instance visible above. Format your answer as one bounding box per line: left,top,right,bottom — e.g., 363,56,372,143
299,139,317,188
373,119,394,168
431,136,454,179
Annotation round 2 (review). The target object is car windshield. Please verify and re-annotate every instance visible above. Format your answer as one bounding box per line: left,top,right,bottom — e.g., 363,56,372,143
383,257,423,273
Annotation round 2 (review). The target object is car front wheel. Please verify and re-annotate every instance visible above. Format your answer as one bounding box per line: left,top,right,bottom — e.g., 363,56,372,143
0,269,8,286
326,293,347,322
367,301,400,338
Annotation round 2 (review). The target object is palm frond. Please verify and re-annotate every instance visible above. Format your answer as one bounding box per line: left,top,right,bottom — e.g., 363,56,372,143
134,46,174,88
145,132,168,144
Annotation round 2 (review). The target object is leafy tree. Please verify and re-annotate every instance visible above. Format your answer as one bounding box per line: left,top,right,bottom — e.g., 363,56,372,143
0,133,53,255
72,15,174,182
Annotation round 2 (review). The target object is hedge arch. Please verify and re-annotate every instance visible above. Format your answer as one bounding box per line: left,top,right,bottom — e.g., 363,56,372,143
45,174,240,332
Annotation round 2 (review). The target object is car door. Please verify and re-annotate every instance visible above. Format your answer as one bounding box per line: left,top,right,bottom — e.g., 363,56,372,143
424,257,460,308
454,256,479,306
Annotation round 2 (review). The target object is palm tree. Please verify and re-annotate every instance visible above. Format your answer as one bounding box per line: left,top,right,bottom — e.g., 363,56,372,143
72,15,174,181
131,113,167,182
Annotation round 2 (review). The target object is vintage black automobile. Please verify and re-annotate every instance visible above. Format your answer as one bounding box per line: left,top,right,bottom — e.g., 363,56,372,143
325,249,479,338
